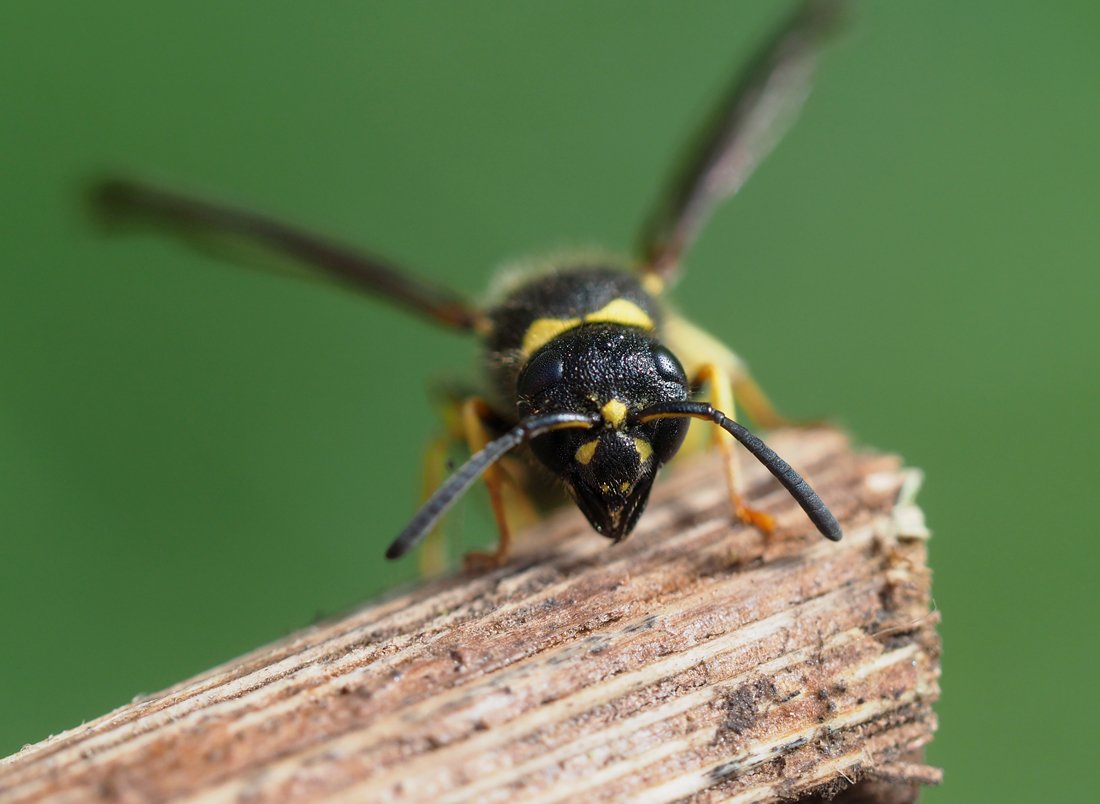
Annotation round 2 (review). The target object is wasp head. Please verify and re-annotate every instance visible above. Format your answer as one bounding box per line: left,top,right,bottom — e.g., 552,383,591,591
516,324,690,541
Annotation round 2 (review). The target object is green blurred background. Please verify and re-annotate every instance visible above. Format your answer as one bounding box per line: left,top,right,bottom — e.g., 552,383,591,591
2,2,1097,799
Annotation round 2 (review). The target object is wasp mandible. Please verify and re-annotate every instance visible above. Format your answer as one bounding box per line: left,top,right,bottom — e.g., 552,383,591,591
94,0,845,569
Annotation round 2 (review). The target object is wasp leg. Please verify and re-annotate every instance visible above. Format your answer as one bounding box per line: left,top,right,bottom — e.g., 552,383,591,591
694,363,776,536
731,373,812,430
417,394,537,573
412,388,472,576
664,312,813,430
416,433,454,578
460,398,534,570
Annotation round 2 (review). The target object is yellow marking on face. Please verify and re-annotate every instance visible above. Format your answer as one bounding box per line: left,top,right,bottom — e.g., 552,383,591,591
619,481,632,493
632,436,653,464
601,399,628,428
520,299,655,357
574,439,599,466
599,482,611,494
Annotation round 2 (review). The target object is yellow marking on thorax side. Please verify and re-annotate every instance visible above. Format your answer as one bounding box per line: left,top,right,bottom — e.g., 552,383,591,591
520,299,655,357
601,399,628,428
641,273,665,296
575,439,599,466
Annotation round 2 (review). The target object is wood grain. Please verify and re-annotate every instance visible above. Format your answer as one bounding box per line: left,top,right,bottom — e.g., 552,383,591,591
0,429,940,803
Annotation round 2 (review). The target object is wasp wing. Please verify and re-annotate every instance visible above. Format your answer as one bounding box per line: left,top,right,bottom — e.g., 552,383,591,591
640,0,844,282
92,179,484,332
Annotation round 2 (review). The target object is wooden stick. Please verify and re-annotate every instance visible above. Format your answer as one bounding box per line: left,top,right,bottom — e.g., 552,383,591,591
0,429,940,802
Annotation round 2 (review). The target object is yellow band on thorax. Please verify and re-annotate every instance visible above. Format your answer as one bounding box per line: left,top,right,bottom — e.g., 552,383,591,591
520,298,654,358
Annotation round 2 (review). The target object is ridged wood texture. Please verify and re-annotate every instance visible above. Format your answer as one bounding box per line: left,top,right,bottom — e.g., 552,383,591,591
0,429,940,803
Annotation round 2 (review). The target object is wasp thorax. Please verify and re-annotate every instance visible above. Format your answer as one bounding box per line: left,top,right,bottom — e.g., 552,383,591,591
516,323,691,541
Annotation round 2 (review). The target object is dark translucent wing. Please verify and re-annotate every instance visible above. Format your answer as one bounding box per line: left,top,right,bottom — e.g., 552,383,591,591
385,412,597,560
640,0,844,281
92,179,484,332
633,401,842,541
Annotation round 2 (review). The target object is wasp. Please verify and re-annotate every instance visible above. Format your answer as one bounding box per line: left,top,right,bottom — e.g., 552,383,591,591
93,0,844,570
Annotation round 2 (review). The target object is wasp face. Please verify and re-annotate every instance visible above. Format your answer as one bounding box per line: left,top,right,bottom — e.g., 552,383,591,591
516,324,690,541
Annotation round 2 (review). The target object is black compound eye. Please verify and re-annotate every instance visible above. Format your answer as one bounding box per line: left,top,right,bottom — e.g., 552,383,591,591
651,344,687,385
518,348,565,400
648,417,690,464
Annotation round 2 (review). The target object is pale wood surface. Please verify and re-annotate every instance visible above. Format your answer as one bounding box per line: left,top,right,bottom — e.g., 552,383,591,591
0,429,940,803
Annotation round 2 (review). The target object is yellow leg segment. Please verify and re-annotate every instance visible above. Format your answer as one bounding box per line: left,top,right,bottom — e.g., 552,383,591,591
418,396,538,574
665,312,814,430
416,434,453,578
731,374,795,430
461,397,519,570
732,373,824,430
694,363,776,535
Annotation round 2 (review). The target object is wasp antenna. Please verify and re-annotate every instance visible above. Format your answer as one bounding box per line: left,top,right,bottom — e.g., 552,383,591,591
386,412,597,560
632,401,842,541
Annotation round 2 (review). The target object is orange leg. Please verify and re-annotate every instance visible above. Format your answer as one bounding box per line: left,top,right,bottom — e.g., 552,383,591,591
418,397,537,573
461,397,518,570
695,363,776,536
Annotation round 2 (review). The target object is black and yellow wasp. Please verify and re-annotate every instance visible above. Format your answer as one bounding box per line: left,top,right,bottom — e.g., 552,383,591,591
94,0,844,569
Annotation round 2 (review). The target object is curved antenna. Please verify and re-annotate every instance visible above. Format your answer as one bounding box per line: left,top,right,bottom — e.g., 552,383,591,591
91,179,485,332
632,401,842,541
386,412,598,560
